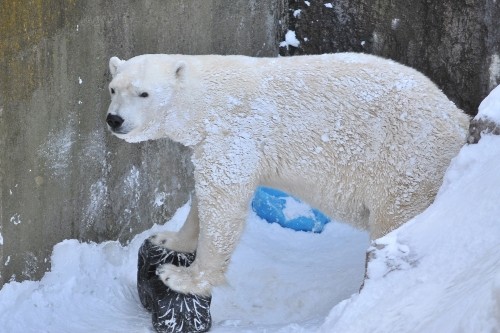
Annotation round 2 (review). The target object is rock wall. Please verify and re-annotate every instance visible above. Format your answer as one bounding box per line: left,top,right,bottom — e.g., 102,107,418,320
0,0,284,285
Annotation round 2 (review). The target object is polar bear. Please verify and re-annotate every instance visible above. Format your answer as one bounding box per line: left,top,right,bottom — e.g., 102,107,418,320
106,53,469,296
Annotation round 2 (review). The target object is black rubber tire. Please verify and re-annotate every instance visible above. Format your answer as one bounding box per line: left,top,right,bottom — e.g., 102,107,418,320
137,238,211,333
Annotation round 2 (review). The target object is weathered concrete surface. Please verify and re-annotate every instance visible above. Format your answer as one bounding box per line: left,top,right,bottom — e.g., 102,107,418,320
281,0,500,116
0,0,284,285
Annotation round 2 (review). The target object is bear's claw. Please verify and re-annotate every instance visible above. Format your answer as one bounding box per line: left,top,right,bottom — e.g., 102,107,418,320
138,238,211,333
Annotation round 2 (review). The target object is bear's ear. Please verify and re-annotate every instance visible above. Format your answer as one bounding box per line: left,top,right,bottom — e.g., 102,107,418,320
109,57,124,77
174,61,186,80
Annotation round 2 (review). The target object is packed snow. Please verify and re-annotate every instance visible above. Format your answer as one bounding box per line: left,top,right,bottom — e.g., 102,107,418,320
476,83,500,123
2,89,500,332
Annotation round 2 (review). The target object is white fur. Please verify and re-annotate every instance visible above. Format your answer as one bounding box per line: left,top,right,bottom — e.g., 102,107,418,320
106,53,469,296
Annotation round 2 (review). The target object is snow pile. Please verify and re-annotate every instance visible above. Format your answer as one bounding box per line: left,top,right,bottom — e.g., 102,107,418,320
213,210,368,328
477,84,500,123
322,135,500,333
468,85,500,143
0,202,369,332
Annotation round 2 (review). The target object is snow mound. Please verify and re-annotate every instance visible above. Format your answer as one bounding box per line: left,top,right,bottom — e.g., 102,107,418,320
322,135,500,333
0,200,369,332
468,84,500,143
477,84,500,123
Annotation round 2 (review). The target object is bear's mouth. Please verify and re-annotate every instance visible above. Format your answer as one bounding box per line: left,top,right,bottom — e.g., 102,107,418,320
109,127,130,135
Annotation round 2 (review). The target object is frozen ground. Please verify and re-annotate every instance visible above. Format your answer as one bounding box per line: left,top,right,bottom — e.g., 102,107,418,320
1,88,500,332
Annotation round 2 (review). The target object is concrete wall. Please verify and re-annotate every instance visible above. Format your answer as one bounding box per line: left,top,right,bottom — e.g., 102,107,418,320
0,0,285,285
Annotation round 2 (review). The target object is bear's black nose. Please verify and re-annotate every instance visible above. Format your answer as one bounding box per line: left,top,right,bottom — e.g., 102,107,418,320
106,114,124,130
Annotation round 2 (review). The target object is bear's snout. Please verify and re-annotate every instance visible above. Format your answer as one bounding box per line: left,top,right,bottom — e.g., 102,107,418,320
106,114,124,131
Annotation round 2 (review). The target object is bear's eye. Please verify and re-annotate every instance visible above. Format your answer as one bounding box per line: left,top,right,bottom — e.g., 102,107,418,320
139,92,149,98
110,88,115,94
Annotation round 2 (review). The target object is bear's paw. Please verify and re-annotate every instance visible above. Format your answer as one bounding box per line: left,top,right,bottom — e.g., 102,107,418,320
157,263,213,297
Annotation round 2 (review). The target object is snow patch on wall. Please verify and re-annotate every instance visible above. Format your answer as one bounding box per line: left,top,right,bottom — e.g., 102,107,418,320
489,53,500,91
10,213,21,225
117,166,142,235
21,252,38,280
372,31,383,54
39,126,75,179
280,30,300,49
81,130,108,173
391,18,400,30
84,179,108,228
125,166,140,195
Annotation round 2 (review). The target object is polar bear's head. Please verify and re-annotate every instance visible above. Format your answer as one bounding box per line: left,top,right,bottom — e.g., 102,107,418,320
106,55,188,143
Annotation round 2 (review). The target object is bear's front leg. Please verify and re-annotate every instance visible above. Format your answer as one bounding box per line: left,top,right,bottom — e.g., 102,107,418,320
157,185,252,296
150,196,200,254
